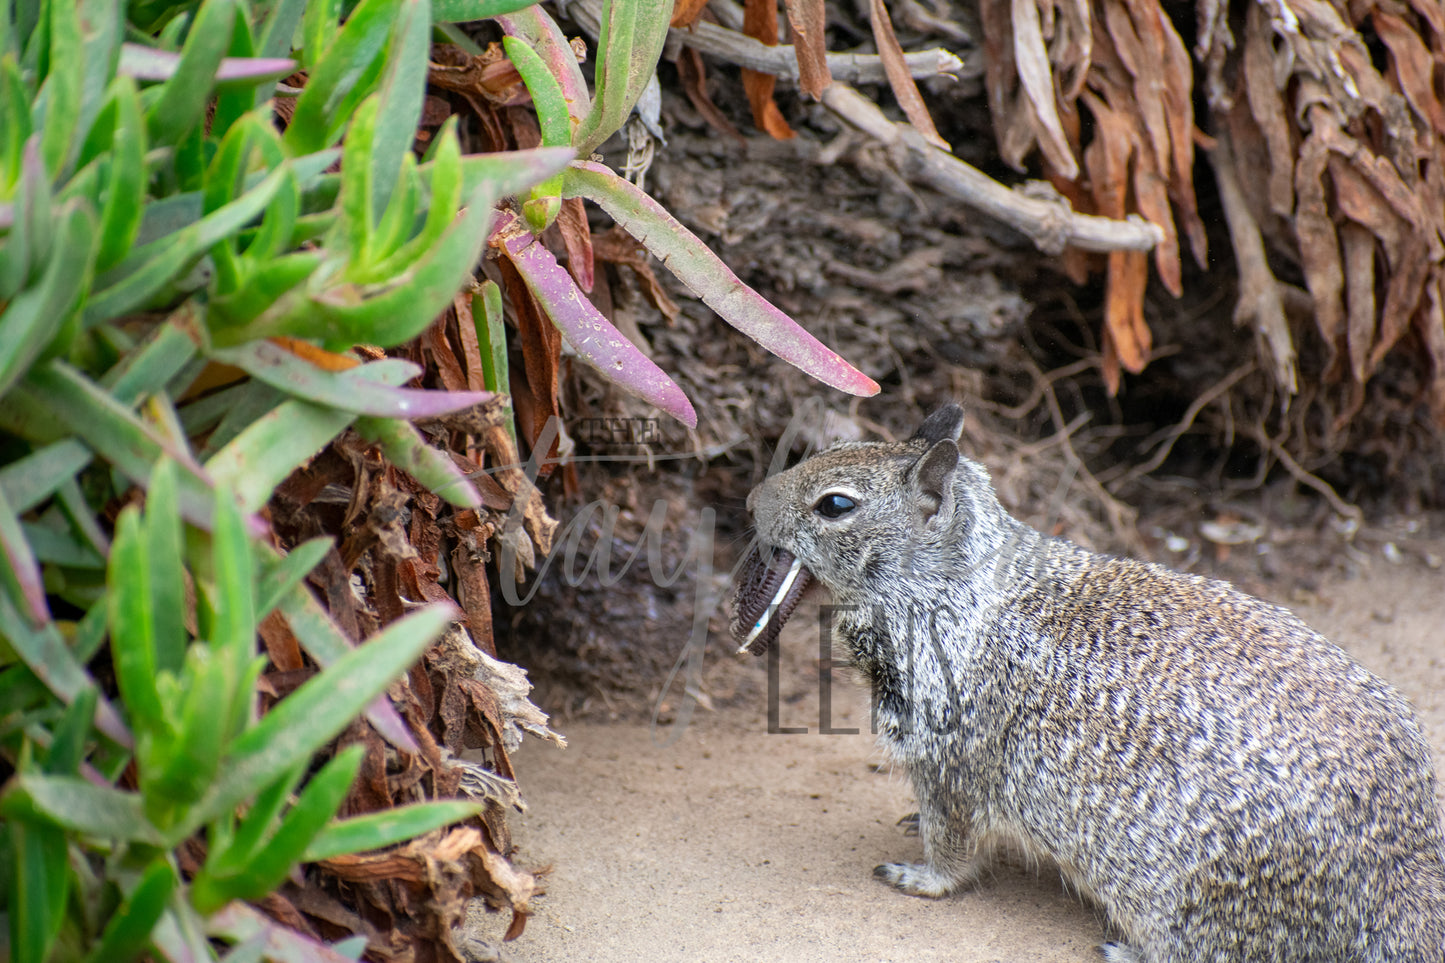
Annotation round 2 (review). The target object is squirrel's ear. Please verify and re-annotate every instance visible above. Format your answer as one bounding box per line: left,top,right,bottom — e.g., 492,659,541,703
910,404,965,446
910,439,960,521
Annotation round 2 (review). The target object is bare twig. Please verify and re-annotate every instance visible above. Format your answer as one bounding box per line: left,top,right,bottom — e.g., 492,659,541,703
562,0,972,84
819,84,1164,255
976,356,1098,420
1027,358,1141,550
1103,362,1256,490
1240,424,1363,524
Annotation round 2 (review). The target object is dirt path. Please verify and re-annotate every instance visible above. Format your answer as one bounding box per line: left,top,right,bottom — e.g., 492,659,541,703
475,553,1445,962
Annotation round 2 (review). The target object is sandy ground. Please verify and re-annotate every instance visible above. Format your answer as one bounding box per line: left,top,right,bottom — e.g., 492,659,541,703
472,552,1445,962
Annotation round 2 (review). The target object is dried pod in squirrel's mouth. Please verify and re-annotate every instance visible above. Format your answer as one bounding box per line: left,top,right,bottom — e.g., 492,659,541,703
731,545,813,656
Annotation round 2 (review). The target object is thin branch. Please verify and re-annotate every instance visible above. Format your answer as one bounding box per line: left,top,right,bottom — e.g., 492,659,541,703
1103,362,1256,490
1028,358,1141,550
1240,424,1362,524
819,84,1164,255
976,356,1098,420
561,0,972,84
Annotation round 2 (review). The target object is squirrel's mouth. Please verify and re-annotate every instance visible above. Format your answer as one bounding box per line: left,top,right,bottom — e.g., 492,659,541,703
731,544,814,656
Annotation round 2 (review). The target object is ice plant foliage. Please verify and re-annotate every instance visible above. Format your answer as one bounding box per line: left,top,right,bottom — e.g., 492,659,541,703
0,0,879,957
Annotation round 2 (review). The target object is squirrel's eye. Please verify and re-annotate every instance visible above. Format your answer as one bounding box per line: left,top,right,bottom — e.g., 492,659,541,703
814,493,856,519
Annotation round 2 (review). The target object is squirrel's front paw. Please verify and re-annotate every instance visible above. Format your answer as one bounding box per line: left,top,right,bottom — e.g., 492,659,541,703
873,861,954,898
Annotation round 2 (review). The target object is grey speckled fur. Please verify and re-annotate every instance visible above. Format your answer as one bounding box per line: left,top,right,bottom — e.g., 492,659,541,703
744,404,1445,961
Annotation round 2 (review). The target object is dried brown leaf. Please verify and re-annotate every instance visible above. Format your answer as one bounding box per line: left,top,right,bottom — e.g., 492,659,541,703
478,846,539,939
1133,164,1181,296
1103,0,1168,177
979,0,1037,170
783,0,833,98
670,0,710,27
1243,3,1295,217
1157,2,1205,266
677,47,747,147
495,258,560,471
742,0,796,139
1100,324,1122,395
452,536,496,658
557,197,595,293
1406,0,1445,37
452,293,487,393
1419,273,1445,420
1340,222,1378,383
259,610,306,671
868,0,948,149
428,46,527,107
1010,0,1079,178
1371,236,1431,373
1081,90,1151,373
593,227,682,322
1294,130,1346,358
1107,250,1151,373
425,313,470,393
1055,0,1092,99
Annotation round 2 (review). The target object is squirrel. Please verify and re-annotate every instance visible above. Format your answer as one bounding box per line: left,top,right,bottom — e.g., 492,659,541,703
732,403,1445,961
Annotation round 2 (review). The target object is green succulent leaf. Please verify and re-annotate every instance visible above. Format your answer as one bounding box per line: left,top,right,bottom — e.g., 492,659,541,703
144,0,238,147
0,56,34,192
273,580,419,752
224,183,500,349
355,416,482,508
0,199,97,398
202,358,419,513
0,441,94,514
7,817,69,963
286,0,397,154
473,280,509,395
118,43,296,88
92,77,147,274
369,0,429,218
300,0,343,69
85,162,288,326
0,590,131,746
1,773,162,844
495,6,590,128
0,483,48,625
303,799,482,862
258,0,308,60
0,140,51,302
256,537,331,617
142,458,187,677
192,745,363,914
20,362,220,531
82,858,176,963
34,0,83,178
572,0,672,155
209,340,493,419
503,34,568,231
359,118,461,281
431,0,539,21
45,686,98,774
187,602,456,832
108,505,168,739
100,308,201,407
562,162,881,397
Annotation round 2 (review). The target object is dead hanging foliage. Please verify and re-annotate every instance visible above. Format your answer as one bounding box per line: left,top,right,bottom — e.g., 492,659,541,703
979,0,1445,423
254,43,606,954
260,306,564,961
